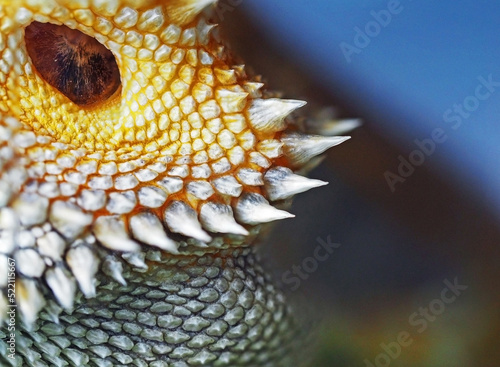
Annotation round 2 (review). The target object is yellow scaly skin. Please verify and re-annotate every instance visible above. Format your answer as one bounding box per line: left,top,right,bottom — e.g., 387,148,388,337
0,1,350,366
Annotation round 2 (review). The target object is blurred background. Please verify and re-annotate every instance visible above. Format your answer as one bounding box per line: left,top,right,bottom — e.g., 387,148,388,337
217,1,499,366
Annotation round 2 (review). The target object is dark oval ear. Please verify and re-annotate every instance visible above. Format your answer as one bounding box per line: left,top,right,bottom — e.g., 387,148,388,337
24,21,121,107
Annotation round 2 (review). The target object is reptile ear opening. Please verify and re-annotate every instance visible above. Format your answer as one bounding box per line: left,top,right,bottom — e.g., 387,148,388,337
24,22,121,107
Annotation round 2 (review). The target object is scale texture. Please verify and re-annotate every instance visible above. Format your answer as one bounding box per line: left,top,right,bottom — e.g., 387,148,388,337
0,1,351,365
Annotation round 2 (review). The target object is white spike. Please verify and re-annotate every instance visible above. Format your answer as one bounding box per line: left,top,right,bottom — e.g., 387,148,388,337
212,176,243,197
164,201,212,242
66,246,100,298
129,212,179,254
93,216,140,252
246,98,306,133
200,202,249,236
122,252,148,269
264,167,328,201
49,200,93,239
234,193,294,225
166,0,217,25
102,256,126,286
312,118,362,136
45,266,76,310
17,278,46,329
307,107,361,135
281,132,350,166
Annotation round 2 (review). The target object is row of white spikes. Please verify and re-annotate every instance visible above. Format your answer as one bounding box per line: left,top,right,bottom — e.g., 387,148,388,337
11,156,346,325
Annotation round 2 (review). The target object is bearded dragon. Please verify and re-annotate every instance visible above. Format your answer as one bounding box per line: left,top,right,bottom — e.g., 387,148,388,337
0,1,351,366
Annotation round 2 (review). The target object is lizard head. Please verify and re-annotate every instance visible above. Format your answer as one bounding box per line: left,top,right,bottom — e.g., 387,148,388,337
0,0,350,327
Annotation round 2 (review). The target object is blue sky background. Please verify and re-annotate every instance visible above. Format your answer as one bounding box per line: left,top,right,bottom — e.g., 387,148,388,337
242,1,500,217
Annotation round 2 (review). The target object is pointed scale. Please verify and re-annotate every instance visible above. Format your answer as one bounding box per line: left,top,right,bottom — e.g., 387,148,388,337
17,278,45,329
66,245,100,298
44,266,77,310
234,192,294,225
102,256,127,286
200,202,249,235
281,132,350,166
246,98,306,133
129,212,179,254
93,215,141,252
264,166,328,201
164,201,212,242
